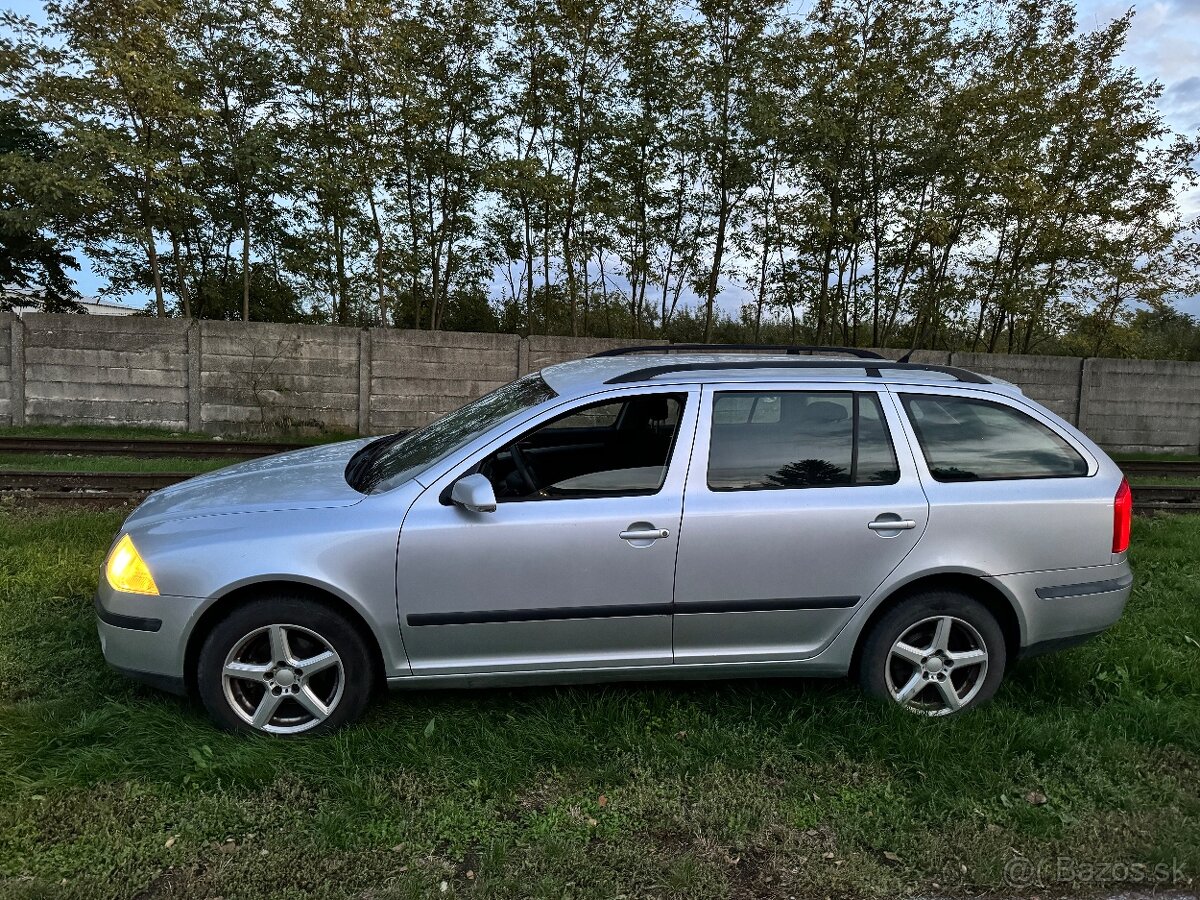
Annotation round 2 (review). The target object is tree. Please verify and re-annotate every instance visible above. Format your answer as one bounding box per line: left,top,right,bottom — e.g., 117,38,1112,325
4,0,1196,351
30,0,205,317
694,0,779,343
0,101,85,311
187,0,284,322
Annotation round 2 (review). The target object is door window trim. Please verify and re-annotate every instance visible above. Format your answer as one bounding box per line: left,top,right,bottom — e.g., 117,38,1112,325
890,385,1098,481
426,384,703,506
487,391,690,504
705,387,902,492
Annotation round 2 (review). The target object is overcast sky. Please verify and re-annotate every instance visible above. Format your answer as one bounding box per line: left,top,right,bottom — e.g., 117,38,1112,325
5,0,1199,315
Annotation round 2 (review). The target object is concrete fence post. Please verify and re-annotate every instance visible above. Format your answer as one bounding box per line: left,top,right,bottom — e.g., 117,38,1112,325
10,315,25,427
358,329,372,435
517,337,530,377
1077,357,1096,437
186,320,202,432
1072,357,1085,428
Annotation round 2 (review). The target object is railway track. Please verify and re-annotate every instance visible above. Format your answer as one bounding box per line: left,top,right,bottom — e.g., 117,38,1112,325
4,469,1200,512
0,470,196,501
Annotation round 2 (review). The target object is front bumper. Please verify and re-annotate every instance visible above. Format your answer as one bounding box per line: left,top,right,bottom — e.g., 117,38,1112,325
986,560,1133,652
95,579,207,694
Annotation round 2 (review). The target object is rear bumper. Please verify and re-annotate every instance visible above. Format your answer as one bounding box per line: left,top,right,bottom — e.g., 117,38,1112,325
987,561,1132,651
95,581,206,690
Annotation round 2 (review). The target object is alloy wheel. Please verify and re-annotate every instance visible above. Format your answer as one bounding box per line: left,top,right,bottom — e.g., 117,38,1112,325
221,623,345,734
884,614,989,716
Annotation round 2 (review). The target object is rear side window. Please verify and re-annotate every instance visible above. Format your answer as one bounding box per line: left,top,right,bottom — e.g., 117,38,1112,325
708,391,900,491
900,394,1088,481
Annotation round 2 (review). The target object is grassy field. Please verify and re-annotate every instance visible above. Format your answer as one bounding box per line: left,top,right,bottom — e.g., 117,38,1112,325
0,425,205,441
0,424,352,444
0,453,232,475
1113,451,1200,463
0,505,1197,900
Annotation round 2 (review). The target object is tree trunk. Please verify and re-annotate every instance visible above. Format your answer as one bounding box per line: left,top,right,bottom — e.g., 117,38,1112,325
240,216,251,323
367,192,388,327
169,230,191,319
333,215,349,325
146,222,166,318
703,199,729,343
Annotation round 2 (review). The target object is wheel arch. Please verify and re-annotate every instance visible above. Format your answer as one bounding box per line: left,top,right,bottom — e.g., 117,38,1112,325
183,578,387,696
850,571,1022,677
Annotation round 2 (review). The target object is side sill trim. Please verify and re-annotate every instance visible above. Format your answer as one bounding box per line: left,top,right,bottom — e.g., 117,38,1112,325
406,596,859,627
1035,574,1133,600
94,595,163,633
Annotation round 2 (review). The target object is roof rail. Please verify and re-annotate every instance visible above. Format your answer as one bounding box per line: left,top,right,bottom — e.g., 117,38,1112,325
590,343,885,360
603,359,990,385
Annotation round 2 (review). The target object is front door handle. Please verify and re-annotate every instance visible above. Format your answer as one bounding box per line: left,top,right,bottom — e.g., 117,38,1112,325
620,526,670,541
868,518,917,531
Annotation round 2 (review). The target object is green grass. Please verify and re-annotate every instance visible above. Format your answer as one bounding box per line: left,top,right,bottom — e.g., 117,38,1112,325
0,424,204,441
1113,450,1200,463
0,424,354,445
0,453,233,474
1127,475,1200,487
1,506,1198,899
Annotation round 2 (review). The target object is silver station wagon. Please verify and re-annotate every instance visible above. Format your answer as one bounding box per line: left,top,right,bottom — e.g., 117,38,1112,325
96,347,1134,734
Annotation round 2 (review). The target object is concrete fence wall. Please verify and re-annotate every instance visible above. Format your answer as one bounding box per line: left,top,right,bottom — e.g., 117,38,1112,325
0,311,1196,454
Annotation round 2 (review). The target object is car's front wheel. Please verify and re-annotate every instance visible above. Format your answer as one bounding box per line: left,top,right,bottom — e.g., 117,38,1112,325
197,597,374,735
858,591,1006,716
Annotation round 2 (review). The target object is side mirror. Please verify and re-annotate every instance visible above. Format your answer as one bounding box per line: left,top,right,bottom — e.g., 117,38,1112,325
450,474,497,513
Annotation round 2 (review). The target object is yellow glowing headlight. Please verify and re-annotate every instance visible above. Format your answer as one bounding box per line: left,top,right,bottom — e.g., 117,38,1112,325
105,534,159,595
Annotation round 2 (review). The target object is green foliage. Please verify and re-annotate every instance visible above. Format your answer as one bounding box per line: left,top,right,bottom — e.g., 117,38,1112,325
0,102,84,312
3,0,1198,355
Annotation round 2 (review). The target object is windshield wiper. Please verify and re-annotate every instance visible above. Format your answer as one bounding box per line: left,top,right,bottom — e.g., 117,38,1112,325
344,434,400,492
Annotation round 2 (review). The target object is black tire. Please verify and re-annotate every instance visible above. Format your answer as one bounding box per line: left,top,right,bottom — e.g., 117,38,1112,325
197,596,375,736
857,591,1006,716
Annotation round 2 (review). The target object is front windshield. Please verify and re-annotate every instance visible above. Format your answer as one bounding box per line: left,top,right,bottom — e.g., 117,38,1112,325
347,373,557,493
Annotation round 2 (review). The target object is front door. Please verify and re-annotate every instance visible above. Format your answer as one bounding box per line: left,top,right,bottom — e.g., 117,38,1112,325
672,384,929,664
395,386,699,676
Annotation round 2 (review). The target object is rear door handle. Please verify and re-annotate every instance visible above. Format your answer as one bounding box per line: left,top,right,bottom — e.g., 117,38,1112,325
868,519,917,531
620,527,670,541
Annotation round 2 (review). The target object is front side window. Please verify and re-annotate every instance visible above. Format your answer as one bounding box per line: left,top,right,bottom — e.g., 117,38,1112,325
900,394,1088,481
478,393,687,501
347,373,557,493
707,391,900,491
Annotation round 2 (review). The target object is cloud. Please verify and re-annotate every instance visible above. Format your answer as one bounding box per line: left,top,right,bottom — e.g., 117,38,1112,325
1077,0,1200,130
1163,75,1200,131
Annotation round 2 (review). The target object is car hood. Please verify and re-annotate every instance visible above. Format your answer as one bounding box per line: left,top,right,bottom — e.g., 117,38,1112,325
125,438,375,527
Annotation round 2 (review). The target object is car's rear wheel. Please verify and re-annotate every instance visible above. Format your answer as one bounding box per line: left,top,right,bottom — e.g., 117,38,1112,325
197,597,374,735
858,591,1006,716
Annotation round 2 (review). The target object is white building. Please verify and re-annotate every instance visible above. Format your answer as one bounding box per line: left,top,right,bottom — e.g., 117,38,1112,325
2,286,140,316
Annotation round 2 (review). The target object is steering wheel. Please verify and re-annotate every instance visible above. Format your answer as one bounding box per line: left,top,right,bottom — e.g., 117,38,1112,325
509,442,539,495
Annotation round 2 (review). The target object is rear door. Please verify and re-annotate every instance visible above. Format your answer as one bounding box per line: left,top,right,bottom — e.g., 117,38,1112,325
672,383,929,665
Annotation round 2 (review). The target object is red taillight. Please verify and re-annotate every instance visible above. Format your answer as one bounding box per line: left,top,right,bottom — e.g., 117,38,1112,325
1113,477,1132,553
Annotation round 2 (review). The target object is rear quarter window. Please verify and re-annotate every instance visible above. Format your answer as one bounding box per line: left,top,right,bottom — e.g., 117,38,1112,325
900,394,1088,481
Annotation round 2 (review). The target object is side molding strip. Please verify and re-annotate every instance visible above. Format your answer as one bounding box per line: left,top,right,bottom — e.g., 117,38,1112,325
1035,574,1133,600
94,596,163,633
674,596,859,614
407,596,859,627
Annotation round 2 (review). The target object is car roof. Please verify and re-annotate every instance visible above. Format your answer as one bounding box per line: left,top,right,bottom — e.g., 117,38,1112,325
540,353,1021,399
